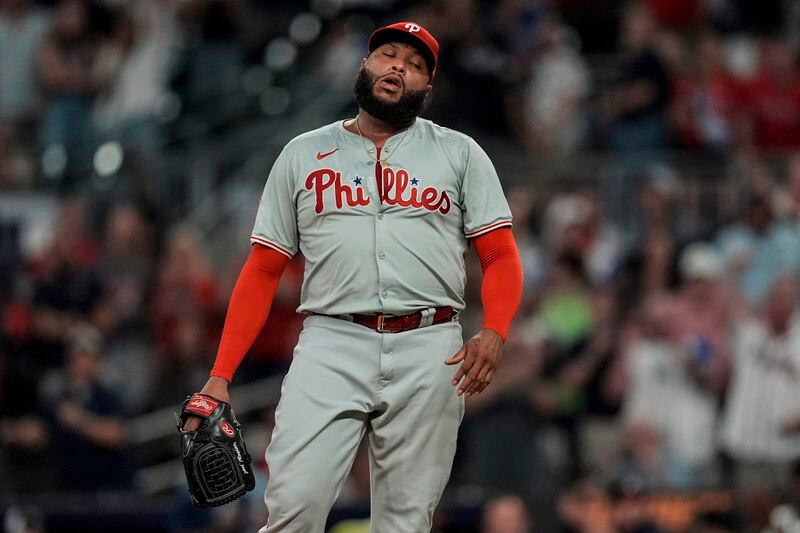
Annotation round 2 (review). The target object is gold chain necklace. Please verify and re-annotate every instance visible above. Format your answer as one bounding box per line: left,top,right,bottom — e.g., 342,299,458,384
355,114,411,167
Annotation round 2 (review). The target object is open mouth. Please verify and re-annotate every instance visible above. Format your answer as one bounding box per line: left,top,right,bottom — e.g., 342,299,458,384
377,75,403,93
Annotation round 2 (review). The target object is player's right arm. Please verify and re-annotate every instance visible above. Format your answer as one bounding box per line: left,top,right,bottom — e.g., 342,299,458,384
184,142,299,431
183,244,290,430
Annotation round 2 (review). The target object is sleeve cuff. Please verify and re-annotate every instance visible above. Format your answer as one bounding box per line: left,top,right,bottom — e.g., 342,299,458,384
482,324,508,343
250,235,294,258
210,368,234,382
464,219,513,239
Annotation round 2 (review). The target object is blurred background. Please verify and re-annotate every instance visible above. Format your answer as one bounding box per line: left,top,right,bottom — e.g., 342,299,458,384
2,0,800,531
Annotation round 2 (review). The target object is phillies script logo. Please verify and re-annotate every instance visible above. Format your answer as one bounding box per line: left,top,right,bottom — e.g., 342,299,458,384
305,168,451,214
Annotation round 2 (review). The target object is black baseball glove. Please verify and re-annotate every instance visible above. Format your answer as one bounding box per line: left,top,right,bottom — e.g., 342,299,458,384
177,393,256,507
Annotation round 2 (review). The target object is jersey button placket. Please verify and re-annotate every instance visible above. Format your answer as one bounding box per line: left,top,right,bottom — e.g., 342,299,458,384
375,211,388,304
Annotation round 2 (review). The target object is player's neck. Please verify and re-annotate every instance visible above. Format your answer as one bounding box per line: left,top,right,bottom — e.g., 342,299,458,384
346,110,414,145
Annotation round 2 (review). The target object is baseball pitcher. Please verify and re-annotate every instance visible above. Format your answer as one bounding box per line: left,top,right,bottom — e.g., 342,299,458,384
180,21,524,532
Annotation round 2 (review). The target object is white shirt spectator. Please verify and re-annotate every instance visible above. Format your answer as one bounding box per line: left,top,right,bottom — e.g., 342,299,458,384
524,22,590,154
0,5,50,121
720,316,800,462
624,338,718,468
93,0,179,133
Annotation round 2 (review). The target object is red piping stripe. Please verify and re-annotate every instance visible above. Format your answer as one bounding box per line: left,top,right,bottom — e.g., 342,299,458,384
250,235,293,258
464,220,512,238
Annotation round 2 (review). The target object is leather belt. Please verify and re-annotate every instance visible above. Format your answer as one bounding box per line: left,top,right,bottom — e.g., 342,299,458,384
336,306,458,333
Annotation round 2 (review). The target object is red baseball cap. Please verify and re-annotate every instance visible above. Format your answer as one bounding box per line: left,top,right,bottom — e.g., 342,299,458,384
368,22,439,80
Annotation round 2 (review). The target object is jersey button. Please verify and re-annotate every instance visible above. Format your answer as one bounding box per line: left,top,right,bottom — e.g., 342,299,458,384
377,213,383,220
381,290,388,297
378,252,385,260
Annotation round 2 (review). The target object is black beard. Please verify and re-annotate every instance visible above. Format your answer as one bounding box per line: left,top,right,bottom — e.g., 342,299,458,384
353,67,427,128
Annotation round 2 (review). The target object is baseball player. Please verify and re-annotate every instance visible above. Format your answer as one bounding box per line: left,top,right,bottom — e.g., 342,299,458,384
183,21,523,532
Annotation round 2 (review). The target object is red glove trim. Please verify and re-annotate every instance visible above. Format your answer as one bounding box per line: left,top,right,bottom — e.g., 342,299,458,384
185,394,220,417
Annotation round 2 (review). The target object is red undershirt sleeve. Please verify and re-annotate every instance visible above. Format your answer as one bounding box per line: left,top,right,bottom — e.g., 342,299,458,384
210,244,291,381
471,227,523,342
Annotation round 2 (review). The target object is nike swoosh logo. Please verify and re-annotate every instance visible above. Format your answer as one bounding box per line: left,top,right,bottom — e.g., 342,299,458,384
316,148,339,160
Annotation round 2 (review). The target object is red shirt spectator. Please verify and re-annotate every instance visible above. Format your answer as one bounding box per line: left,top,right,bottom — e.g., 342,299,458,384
152,228,222,358
647,0,703,29
738,38,800,152
671,32,741,149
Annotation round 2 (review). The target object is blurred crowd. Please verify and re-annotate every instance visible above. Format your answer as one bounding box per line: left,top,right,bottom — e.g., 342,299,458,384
2,0,800,189
3,0,800,532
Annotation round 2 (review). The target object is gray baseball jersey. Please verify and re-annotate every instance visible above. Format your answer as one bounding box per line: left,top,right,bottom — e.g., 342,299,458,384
251,117,512,316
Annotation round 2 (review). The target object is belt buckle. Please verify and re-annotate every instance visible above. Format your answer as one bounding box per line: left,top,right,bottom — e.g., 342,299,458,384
376,314,393,333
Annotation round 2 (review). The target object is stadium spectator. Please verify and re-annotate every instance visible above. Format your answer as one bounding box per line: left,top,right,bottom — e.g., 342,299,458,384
0,0,51,128
551,191,623,285
716,194,800,306
92,0,180,163
94,203,155,410
180,0,245,112
150,313,213,409
719,275,800,491
149,223,227,411
96,203,154,336
670,30,741,151
0,120,35,187
152,225,221,360
519,14,590,155
646,0,703,29
602,2,671,157
616,164,685,298
615,293,718,480
36,0,117,171
778,154,800,221
481,494,533,533
522,250,597,479
422,0,510,136
615,419,692,491
607,481,665,533
318,17,370,93
28,197,102,321
0,198,100,422
39,323,134,491
506,185,544,307
671,243,735,396
737,35,800,152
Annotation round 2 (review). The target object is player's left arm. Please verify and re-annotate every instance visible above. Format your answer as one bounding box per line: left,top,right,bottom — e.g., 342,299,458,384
445,227,522,396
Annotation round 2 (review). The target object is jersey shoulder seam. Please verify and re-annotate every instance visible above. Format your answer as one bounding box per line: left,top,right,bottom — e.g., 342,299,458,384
285,122,341,149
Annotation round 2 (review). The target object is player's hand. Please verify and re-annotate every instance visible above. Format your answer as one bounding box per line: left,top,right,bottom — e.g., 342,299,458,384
182,376,231,432
444,328,503,397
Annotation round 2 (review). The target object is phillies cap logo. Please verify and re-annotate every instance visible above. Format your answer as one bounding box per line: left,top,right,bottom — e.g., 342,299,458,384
404,23,420,32
220,421,235,437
